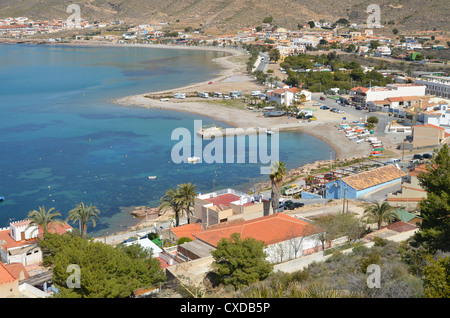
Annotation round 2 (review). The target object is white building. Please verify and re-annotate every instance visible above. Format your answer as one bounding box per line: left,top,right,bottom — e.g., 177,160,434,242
417,98,450,127
124,238,163,257
0,220,72,265
266,87,311,106
351,83,427,106
374,46,391,57
414,75,450,99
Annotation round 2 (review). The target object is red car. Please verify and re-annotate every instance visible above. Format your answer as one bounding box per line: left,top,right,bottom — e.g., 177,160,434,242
320,96,326,100
208,82,213,85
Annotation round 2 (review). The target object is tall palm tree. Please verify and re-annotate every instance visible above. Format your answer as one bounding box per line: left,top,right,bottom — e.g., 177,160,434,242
269,161,287,214
26,206,63,236
273,76,280,89
363,201,398,230
66,202,100,238
175,183,198,224
159,187,183,227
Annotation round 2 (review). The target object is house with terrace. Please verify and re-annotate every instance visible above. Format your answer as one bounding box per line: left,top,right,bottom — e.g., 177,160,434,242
0,220,72,266
192,188,271,228
351,84,426,107
177,213,325,264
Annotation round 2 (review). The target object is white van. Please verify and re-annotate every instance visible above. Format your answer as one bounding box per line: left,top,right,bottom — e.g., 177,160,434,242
386,158,401,163
198,92,209,98
174,93,186,99
251,90,262,96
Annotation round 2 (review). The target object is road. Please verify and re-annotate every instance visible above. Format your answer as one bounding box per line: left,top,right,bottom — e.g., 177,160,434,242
94,217,188,245
257,52,269,71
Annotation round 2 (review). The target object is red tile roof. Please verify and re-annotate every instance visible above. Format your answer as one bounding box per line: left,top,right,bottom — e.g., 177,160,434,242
414,124,445,131
205,194,240,209
384,221,418,232
194,213,322,247
351,87,370,93
156,257,171,269
169,223,202,240
0,262,16,285
3,263,30,281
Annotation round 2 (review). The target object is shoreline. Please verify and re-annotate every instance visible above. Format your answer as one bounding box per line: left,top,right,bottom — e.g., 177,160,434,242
3,39,369,238
107,42,372,237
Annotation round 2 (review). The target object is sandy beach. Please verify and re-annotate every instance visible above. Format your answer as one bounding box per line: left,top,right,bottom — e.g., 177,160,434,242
102,42,372,233
114,44,371,161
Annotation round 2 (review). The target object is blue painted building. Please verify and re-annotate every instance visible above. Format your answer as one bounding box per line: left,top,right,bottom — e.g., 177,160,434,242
325,164,406,199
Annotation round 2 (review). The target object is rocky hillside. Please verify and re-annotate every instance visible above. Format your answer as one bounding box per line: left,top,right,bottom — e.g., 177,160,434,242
1,0,449,33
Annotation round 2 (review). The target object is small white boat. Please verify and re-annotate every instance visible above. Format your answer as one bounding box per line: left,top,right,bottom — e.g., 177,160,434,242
187,156,201,163
266,128,273,135
148,176,157,180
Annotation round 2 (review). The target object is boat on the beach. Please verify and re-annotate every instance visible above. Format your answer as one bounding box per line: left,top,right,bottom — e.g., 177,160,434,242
148,176,157,180
263,111,286,117
285,186,303,196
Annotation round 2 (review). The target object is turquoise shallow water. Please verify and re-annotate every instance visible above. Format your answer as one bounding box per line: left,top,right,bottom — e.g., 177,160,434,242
0,44,335,236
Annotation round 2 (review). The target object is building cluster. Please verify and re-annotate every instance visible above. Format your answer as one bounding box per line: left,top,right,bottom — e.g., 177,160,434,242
0,220,72,297
0,16,110,37
1,16,448,64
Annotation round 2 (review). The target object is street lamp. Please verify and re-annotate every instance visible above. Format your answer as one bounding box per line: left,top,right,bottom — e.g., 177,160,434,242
159,226,164,248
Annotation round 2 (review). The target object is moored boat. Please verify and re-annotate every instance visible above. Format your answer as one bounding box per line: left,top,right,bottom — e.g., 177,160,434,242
187,156,201,163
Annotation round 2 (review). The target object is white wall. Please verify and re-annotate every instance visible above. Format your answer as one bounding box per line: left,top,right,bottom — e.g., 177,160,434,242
366,85,426,102
265,234,322,264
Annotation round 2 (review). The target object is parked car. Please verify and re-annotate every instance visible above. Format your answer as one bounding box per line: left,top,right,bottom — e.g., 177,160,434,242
320,105,330,110
355,106,362,110
320,96,326,100
422,153,433,159
413,154,424,160
283,200,304,210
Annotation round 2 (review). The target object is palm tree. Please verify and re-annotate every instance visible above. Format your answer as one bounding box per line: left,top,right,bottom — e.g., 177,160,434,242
363,201,398,230
273,76,280,89
66,202,100,238
159,187,183,227
175,183,198,224
269,161,287,214
26,206,63,236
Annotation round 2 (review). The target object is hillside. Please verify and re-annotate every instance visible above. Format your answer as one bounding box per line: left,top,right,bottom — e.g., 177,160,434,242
0,0,449,33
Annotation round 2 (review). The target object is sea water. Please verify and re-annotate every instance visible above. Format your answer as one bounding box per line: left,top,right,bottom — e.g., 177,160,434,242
0,43,335,235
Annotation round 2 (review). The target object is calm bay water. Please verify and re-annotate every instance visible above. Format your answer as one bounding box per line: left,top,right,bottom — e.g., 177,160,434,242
0,44,335,235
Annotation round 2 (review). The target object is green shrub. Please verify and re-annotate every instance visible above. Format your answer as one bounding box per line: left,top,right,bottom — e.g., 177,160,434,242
177,236,193,245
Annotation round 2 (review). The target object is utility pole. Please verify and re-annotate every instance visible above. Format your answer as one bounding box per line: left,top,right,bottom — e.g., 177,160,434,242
342,188,347,213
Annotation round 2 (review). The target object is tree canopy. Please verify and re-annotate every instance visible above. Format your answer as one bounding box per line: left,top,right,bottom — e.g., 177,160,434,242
211,233,273,289
413,144,450,252
38,233,166,298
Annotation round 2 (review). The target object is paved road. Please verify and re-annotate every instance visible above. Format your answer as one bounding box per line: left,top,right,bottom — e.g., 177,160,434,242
94,217,188,245
257,52,269,72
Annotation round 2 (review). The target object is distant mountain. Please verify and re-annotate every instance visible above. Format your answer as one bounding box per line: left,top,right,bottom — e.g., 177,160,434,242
1,0,449,33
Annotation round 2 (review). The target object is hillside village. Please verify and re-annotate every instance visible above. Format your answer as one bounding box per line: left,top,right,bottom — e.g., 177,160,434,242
0,13,449,300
